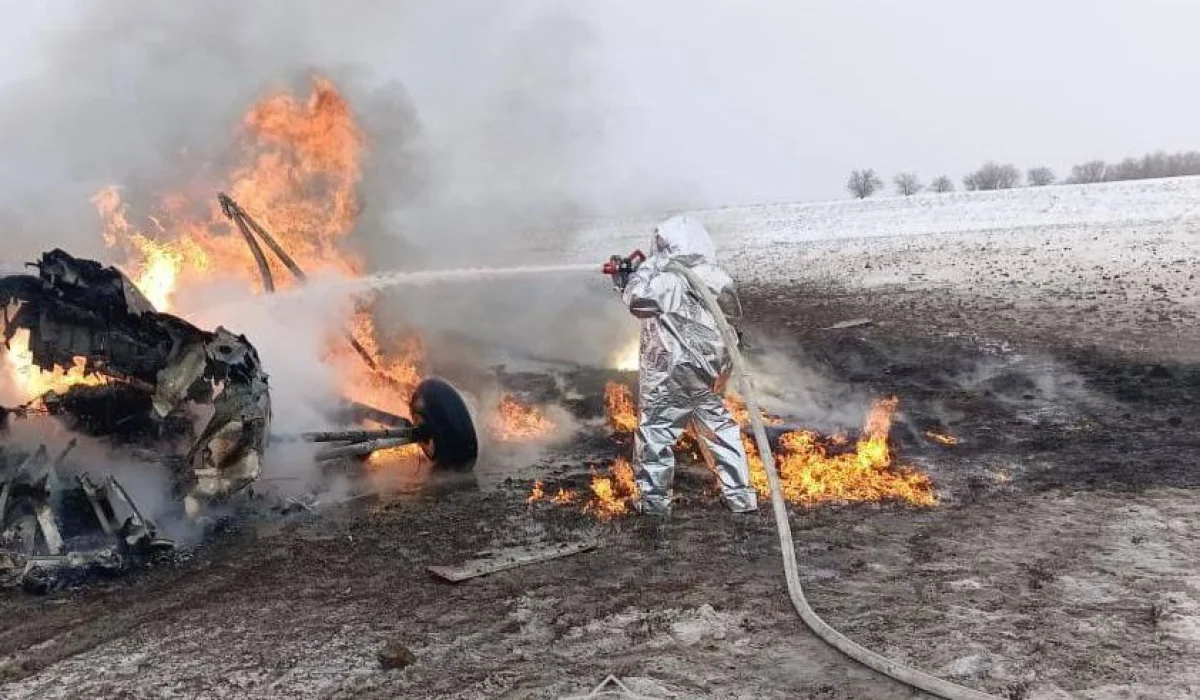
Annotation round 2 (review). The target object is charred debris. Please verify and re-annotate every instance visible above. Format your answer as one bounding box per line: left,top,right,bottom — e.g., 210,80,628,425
0,248,269,592
1,195,480,593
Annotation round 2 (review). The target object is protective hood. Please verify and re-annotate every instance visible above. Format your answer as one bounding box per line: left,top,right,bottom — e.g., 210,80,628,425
653,215,718,264
650,215,732,293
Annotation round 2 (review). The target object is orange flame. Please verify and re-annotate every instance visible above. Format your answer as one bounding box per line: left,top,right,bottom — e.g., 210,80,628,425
525,458,639,519
489,395,556,442
584,457,639,519
604,382,638,434
599,386,935,509
62,77,423,424
724,394,783,427
745,396,936,506
2,328,107,399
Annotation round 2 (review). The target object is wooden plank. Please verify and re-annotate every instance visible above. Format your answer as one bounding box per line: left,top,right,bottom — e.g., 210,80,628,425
427,540,598,582
824,317,873,330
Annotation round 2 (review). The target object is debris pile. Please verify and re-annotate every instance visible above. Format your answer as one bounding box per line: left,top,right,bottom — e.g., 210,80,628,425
0,443,172,593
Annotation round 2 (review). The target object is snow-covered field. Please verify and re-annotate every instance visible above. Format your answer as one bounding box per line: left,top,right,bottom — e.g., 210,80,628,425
560,176,1200,362
565,175,1200,261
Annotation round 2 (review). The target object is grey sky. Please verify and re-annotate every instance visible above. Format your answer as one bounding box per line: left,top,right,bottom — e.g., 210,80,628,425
1,0,1196,213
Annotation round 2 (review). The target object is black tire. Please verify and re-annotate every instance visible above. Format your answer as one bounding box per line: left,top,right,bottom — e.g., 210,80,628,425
409,378,478,470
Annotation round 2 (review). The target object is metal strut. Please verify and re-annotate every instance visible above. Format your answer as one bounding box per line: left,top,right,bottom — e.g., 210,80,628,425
216,192,380,372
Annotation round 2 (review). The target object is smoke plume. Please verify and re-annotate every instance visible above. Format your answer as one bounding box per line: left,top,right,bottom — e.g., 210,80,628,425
0,0,636,376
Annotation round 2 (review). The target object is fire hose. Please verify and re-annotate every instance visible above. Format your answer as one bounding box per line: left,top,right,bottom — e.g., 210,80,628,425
665,260,999,700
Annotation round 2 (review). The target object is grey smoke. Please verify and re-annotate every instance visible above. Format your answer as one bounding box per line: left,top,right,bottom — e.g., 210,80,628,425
0,0,639,374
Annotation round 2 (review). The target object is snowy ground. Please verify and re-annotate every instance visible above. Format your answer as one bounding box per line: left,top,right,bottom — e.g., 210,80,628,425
3,177,1200,699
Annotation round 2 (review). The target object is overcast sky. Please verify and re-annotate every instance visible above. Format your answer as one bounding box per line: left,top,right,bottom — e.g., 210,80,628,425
0,0,1196,213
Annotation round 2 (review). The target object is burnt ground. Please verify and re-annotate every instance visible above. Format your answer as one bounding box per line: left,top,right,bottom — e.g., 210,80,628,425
3,272,1200,699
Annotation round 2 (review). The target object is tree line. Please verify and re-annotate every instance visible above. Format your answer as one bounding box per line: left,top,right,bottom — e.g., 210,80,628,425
846,150,1200,199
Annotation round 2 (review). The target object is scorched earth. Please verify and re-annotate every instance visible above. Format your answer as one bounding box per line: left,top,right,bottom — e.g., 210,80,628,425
5,170,1200,699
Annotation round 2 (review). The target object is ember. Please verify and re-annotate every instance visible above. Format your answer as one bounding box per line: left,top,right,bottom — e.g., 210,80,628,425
528,481,546,504
489,395,556,442
924,430,959,446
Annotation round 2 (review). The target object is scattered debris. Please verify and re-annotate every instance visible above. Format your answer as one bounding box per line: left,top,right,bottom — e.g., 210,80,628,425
0,444,173,593
824,317,873,330
427,540,598,583
562,675,665,699
377,641,416,670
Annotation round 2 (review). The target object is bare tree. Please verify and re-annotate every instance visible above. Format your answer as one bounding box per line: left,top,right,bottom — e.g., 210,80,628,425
1061,150,1200,185
1027,166,1056,187
963,162,1021,191
1067,160,1107,184
1106,158,1144,181
847,169,883,199
930,176,954,194
893,172,922,196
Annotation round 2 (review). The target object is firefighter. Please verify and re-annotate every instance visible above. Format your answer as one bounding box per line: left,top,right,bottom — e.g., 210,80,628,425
611,215,757,516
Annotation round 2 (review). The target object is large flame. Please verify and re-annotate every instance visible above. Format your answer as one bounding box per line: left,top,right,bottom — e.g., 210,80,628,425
81,78,422,422
3,76,577,469
744,397,936,506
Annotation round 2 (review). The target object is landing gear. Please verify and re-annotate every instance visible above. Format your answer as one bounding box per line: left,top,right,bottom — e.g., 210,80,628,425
308,377,479,471
409,378,479,470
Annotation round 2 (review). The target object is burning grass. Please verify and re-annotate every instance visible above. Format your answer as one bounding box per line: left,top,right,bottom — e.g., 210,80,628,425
526,458,639,520
488,395,556,443
600,381,937,509
604,382,638,434
744,397,937,507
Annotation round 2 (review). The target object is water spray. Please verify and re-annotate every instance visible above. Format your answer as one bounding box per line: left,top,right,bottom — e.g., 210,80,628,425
251,262,597,307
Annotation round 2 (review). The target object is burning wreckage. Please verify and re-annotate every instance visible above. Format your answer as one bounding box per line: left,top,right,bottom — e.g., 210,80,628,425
1,243,479,592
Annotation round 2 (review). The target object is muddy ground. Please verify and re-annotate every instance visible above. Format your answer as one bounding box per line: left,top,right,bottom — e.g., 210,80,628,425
4,227,1200,699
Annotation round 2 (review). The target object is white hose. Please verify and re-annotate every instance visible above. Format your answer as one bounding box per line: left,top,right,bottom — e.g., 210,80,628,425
667,261,999,700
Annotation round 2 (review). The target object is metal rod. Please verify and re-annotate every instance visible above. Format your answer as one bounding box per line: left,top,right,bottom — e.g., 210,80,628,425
216,192,381,371
219,193,276,294
303,427,417,443
341,400,410,427
314,437,414,461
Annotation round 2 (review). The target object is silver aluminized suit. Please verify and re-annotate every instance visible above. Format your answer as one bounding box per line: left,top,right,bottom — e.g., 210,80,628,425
620,215,758,515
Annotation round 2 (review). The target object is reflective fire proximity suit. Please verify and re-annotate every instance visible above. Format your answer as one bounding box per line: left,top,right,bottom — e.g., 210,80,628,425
620,216,758,515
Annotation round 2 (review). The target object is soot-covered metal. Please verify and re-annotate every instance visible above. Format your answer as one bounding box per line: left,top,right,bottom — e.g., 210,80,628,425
0,249,270,591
